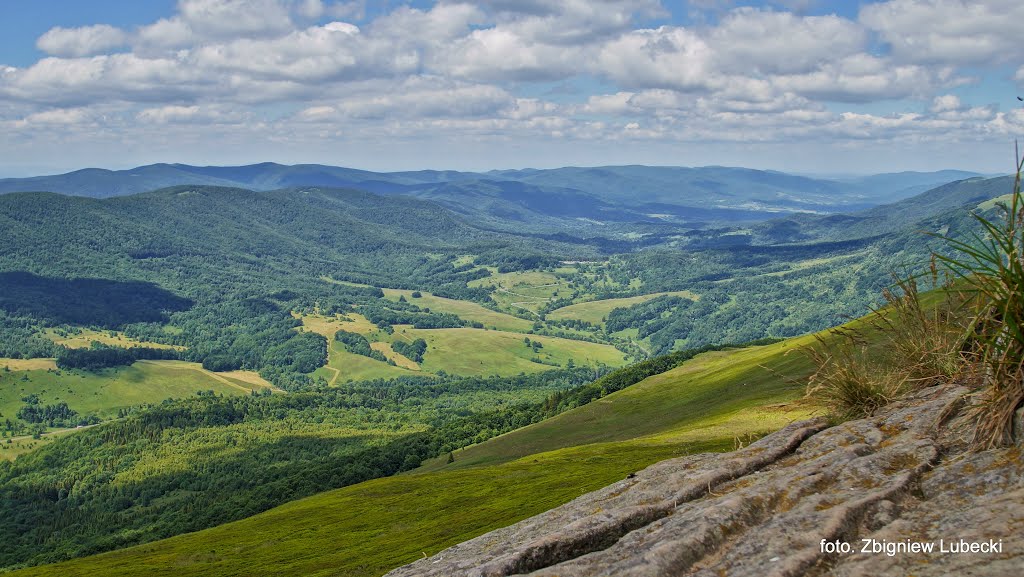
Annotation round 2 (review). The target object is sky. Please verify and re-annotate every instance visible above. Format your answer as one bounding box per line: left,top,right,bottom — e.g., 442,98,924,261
1,0,1023,176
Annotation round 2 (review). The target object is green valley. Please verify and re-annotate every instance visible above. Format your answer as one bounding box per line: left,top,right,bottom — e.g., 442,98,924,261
6,331,817,577
0,166,1011,574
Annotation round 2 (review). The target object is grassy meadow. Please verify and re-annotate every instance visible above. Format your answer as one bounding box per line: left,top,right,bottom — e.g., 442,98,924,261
468,270,568,315
404,327,628,377
546,290,700,325
0,360,275,460
381,288,534,332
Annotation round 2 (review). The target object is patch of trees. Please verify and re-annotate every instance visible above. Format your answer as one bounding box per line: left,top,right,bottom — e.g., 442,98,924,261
391,338,427,363
475,249,562,273
334,329,388,362
16,400,76,427
605,295,690,333
55,343,180,371
0,311,57,359
360,302,466,330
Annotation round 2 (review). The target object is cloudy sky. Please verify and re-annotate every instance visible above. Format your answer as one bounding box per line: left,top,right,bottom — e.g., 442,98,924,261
1,0,1022,176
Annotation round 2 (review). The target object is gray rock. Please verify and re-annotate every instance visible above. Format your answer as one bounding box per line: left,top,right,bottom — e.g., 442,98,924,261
385,385,1024,577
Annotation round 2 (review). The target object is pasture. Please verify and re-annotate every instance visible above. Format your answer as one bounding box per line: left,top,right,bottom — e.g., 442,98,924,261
547,290,699,325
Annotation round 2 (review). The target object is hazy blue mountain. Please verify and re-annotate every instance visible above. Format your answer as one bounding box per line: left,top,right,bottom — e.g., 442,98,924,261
752,175,1008,244
0,163,982,225
836,170,985,202
487,165,865,213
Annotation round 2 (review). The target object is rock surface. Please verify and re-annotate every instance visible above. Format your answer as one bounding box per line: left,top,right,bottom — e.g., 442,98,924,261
386,385,1024,576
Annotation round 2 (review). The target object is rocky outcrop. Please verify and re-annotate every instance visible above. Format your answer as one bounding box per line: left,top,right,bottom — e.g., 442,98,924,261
386,385,1024,576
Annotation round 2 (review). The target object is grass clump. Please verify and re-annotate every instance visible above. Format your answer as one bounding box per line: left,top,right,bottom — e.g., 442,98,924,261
805,269,970,422
936,146,1024,448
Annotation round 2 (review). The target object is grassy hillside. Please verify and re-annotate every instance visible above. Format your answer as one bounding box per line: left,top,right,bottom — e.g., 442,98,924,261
0,360,272,424
381,288,533,332
0,360,275,460
8,331,818,577
405,327,627,377
546,290,699,325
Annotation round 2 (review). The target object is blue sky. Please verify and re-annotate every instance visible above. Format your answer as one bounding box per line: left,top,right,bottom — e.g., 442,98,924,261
1,0,1021,176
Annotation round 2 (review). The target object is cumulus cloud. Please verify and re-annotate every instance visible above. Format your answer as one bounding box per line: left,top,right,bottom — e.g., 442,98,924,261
860,0,1024,66
37,25,128,57
298,78,513,120
0,0,1021,172
178,0,295,39
709,8,865,75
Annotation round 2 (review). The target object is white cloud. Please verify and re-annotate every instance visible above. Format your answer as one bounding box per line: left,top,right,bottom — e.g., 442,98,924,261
596,27,713,91
930,94,960,113
1,0,1021,173
37,25,128,57
860,0,1024,66
296,78,513,120
709,8,865,75
178,0,295,39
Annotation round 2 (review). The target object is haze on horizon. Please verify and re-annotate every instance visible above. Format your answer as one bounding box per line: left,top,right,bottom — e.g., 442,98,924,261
2,0,1023,177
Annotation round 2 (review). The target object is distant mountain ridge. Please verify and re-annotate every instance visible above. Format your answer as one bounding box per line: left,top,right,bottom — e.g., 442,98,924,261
0,163,984,229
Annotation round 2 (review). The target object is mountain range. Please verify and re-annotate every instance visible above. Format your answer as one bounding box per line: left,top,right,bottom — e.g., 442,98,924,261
0,163,985,230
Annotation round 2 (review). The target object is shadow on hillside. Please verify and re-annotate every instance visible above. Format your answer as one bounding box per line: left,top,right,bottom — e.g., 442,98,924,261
0,271,192,327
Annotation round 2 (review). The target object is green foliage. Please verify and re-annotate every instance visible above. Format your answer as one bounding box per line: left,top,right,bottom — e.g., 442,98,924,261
605,295,689,332
360,302,466,330
15,401,80,427
475,248,561,273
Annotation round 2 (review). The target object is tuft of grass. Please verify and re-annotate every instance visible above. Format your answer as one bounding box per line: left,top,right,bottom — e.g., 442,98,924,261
804,269,969,422
804,329,909,421
871,270,970,387
935,145,1024,448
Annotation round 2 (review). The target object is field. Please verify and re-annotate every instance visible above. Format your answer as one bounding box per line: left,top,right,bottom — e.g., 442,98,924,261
8,331,818,577
546,290,700,325
294,312,378,338
312,342,413,385
403,327,628,377
302,311,629,383
0,360,275,431
1,356,276,460
381,288,533,332
40,328,182,350
0,358,57,371
468,270,568,315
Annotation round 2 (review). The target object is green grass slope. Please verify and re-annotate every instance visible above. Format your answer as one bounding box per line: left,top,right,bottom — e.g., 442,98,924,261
10,331,819,577
546,290,699,325
381,288,533,332
0,360,276,460
0,360,269,423
408,327,628,376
